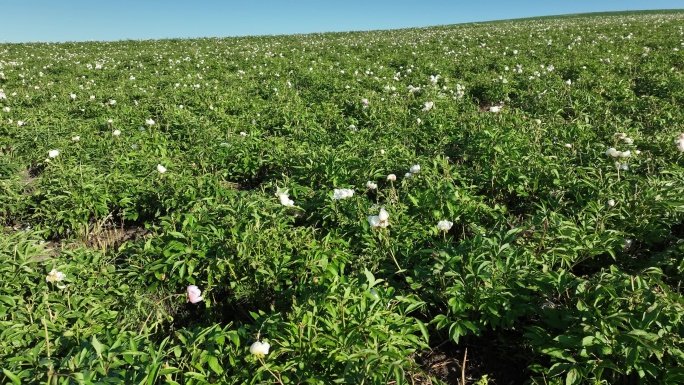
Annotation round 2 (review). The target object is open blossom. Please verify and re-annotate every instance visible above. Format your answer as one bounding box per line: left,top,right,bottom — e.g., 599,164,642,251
489,105,502,113
46,269,66,283
366,181,377,190
607,199,616,207
107,119,113,126
156,164,166,173
564,143,573,149
71,136,80,142
387,174,396,181
332,188,354,200
675,134,684,152
113,129,121,136
368,207,389,228
249,341,270,356
437,220,453,231
48,150,60,158
146,118,154,125
275,188,294,207
410,164,420,174
422,101,434,112
187,285,203,304
605,147,621,157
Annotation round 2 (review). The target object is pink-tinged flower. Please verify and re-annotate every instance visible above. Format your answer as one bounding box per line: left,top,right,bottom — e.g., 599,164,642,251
187,285,203,304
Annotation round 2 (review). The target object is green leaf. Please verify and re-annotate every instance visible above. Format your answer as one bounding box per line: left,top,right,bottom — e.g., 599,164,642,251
566,368,580,385
2,369,22,385
207,355,223,375
92,335,103,357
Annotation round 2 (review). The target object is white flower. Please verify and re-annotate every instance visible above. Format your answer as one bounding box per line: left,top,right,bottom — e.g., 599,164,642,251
368,207,389,228
624,238,633,249
410,164,421,174
366,181,377,190
2,107,9,112
565,79,572,85
422,101,434,112
46,269,66,284
240,132,247,137
109,99,116,105
145,118,155,125
675,134,684,152
361,98,368,106
378,207,389,222
534,119,542,124
332,188,354,200
624,137,634,145
113,129,121,136
386,174,396,181
380,149,386,154
156,164,167,173
249,341,270,356
405,172,412,178
416,118,421,124
70,93,76,100
619,150,631,158
605,148,620,157
489,105,502,113
71,136,80,142
437,220,453,231
564,143,573,149
107,119,113,126
276,189,294,207
187,285,203,304
607,199,616,207
48,150,60,158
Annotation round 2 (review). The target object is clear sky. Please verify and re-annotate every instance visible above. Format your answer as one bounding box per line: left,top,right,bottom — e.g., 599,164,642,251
1,0,682,43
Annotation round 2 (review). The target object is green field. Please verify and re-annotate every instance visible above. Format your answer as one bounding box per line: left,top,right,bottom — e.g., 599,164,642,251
2,10,684,384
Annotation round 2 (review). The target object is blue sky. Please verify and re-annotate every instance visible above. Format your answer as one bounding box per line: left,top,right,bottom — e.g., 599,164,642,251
1,0,682,43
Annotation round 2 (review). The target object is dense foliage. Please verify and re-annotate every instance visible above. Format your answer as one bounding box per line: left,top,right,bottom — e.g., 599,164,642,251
2,10,684,384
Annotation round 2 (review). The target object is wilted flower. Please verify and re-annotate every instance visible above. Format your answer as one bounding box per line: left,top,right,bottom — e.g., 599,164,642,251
48,150,60,158
113,129,121,136
156,164,167,173
186,285,203,304
386,174,396,181
614,132,627,140
437,220,453,231
366,181,377,190
249,341,270,356
410,164,421,174
332,188,354,200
